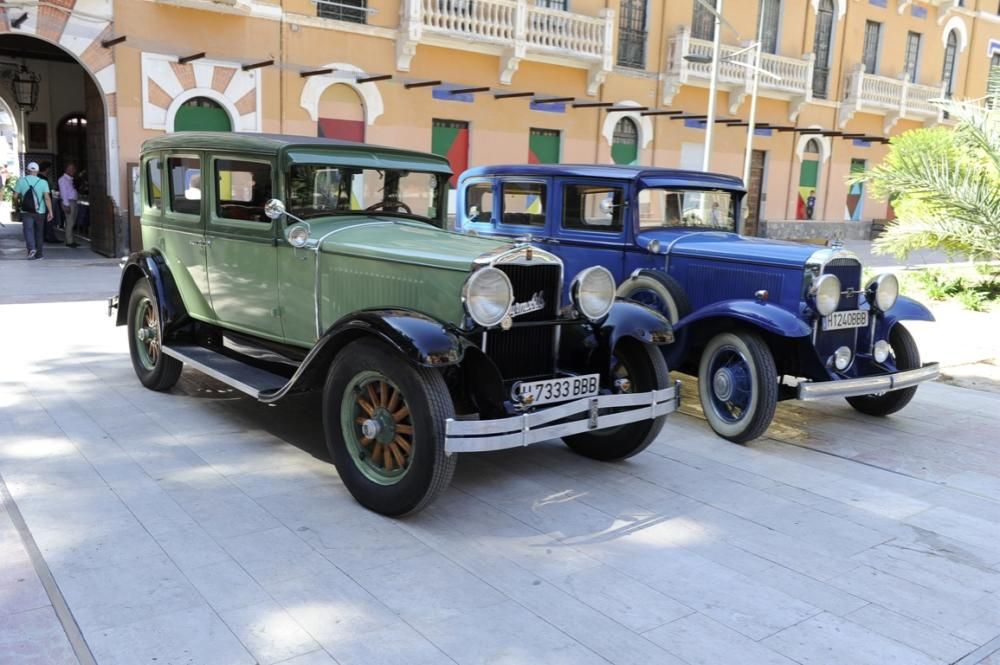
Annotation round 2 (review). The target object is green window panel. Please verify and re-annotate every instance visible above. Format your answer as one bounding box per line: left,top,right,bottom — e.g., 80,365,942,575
529,128,560,164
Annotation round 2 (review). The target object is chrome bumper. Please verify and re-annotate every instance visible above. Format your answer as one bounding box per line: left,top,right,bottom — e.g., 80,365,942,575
445,381,681,453
797,363,940,401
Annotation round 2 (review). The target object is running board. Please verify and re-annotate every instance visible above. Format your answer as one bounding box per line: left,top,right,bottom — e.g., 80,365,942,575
161,344,289,399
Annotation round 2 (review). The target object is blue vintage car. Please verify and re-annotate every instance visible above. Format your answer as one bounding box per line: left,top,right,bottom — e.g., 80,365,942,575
456,164,940,443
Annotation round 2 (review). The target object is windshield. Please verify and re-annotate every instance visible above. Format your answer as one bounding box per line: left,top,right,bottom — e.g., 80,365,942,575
287,165,446,224
638,188,736,232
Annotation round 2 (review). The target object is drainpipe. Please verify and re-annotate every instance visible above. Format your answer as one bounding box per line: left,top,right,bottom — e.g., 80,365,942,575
594,0,612,165
821,0,851,223
651,0,669,166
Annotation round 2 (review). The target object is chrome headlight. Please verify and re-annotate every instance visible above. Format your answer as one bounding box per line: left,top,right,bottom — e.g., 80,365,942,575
873,339,892,363
286,224,310,248
462,267,513,328
571,266,616,321
866,273,899,312
810,274,841,317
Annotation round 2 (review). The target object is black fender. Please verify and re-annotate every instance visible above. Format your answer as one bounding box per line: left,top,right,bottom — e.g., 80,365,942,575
115,251,187,333
264,308,471,401
560,300,675,382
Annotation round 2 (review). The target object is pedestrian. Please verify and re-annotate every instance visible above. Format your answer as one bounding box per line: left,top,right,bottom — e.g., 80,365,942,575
58,163,80,248
12,161,53,260
38,161,58,243
806,190,816,220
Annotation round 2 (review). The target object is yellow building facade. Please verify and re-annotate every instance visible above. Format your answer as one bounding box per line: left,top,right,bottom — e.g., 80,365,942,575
2,0,999,253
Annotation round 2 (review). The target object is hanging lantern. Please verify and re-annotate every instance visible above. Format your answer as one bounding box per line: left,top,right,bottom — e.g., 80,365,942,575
11,66,40,112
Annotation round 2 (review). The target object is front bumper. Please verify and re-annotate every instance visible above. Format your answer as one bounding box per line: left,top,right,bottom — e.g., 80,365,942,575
445,381,681,453
797,363,940,401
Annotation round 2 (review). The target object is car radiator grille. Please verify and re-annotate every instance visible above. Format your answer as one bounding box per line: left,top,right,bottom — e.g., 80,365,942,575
815,257,863,361
485,263,561,380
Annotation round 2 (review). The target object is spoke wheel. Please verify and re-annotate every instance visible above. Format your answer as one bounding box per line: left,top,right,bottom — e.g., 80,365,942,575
341,372,415,485
324,338,456,516
126,279,182,391
697,331,777,444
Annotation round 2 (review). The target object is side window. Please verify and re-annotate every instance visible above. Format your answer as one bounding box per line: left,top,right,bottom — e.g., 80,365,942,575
168,156,201,216
501,182,546,227
215,159,273,223
146,157,162,211
563,185,625,233
465,183,493,223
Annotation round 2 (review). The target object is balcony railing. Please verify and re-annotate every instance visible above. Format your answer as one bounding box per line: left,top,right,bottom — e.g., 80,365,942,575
663,27,814,119
398,0,614,93
839,64,945,132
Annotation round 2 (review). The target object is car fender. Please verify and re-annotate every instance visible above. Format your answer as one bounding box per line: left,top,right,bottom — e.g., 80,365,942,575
115,251,187,331
675,299,813,338
599,300,676,350
875,295,935,338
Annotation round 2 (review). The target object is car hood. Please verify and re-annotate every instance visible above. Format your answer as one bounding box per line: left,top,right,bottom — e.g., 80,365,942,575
315,217,511,272
638,230,818,269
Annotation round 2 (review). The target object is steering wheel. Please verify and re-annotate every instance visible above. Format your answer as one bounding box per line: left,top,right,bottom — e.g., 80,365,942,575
365,199,412,214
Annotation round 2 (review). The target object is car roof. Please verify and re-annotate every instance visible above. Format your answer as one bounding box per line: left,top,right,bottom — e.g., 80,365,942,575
461,164,745,190
141,132,452,170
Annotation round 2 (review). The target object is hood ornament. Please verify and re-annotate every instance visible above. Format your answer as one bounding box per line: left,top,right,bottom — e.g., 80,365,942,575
510,291,546,318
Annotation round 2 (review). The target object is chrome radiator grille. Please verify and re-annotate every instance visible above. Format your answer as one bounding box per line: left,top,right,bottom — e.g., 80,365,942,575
815,257,864,361
485,263,561,380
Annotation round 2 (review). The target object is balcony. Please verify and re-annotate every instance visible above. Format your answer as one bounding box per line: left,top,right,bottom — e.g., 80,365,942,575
838,64,945,132
662,27,815,120
398,0,614,94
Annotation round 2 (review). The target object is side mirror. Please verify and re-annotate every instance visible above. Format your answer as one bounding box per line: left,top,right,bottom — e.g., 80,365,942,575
469,205,479,218
264,198,286,220
599,197,615,215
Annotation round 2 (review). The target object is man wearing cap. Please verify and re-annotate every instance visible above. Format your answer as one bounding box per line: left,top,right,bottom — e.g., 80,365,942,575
13,162,53,260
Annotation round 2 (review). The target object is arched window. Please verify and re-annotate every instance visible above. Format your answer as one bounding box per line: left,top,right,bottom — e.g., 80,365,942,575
804,138,820,154
317,84,365,142
173,97,232,132
611,117,639,165
57,114,88,175
812,0,835,98
798,139,821,220
942,30,959,98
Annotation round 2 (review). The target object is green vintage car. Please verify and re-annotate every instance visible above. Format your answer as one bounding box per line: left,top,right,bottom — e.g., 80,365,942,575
110,133,680,515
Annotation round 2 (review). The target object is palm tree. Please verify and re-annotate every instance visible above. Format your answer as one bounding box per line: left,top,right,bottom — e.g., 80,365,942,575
857,98,1000,261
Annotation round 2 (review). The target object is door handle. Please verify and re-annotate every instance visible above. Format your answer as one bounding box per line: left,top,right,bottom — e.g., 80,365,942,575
189,239,212,247
545,238,561,245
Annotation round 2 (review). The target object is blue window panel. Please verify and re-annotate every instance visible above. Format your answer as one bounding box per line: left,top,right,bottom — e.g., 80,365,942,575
911,5,927,18
529,101,566,113
754,128,773,137
989,39,1000,56
684,118,707,129
853,139,871,147
868,0,887,7
432,85,474,103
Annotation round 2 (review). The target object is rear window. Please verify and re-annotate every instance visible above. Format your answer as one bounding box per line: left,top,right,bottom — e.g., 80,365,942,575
501,181,546,227
167,156,201,216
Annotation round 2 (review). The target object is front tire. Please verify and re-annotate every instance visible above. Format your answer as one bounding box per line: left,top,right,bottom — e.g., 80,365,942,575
323,338,456,516
126,280,182,391
698,331,777,444
563,338,670,461
847,323,920,417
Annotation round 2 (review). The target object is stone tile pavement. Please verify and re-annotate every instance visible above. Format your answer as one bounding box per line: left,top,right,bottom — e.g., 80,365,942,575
3,303,1000,662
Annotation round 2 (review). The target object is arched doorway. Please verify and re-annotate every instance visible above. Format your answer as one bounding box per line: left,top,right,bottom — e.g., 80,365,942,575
797,139,821,220
317,84,365,141
174,97,232,132
611,117,639,165
0,33,115,255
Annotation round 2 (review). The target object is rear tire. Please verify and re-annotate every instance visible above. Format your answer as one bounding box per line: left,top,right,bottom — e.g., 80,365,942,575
126,280,182,391
563,338,670,461
323,338,456,516
847,323,920,417
698,330,777,443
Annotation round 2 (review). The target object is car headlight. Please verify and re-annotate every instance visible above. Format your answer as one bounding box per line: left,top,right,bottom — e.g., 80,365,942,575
572,266,616,321
462,267,513,327
810,274,841,317
873,339,892,363
866,273,899,311
287,224,310,248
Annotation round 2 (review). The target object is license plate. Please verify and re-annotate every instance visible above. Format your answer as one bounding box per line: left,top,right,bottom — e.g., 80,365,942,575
513,374,600,407
822,309,869,331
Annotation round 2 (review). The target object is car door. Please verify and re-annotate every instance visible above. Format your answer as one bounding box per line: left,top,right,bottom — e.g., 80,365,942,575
205,155,283,340
495,179,552,242
551,180,627,301
161,153,214,322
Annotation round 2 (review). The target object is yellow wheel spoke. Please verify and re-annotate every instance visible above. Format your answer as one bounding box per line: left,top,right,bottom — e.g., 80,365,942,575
383,448,394,472
372,442,384,465
395,424,413,435
393,434,411,455
387,388,401,412
366,384,379,409
392,405,409,422
388,442,405,468
355,416,368,425
379,381,389,408
357,399,375,417
359,436,373,447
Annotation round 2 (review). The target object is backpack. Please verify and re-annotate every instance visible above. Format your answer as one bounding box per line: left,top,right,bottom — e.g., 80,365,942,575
20,178,39,214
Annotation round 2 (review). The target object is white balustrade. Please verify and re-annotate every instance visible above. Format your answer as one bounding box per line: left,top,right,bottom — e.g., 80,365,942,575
843,64,944,122
415,0,607,61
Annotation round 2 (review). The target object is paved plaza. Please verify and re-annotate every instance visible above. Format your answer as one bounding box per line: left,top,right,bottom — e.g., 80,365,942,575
2,225,1000,664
